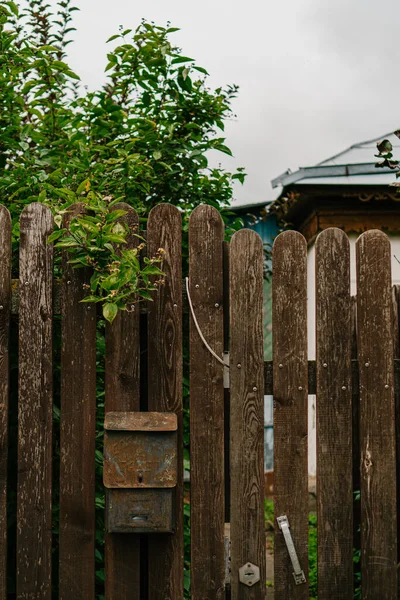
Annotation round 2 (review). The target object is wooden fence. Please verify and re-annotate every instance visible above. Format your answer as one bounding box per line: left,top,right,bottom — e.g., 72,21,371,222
0,201,399,599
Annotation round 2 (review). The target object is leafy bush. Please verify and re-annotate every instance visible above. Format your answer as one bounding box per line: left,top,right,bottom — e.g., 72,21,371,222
1,0,246,594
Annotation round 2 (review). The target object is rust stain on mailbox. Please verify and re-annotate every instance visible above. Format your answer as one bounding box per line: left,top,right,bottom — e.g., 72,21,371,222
104,411,178,534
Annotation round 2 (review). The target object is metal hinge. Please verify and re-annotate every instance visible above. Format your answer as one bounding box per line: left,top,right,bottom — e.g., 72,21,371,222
223,352,230,389
277,515,306,585
224,536,231,585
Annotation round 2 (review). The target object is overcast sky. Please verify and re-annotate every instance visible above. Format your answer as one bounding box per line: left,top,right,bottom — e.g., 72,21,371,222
60,0,400,205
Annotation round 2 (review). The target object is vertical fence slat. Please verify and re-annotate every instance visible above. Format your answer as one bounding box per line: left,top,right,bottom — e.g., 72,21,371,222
315,228,353,598
189,205,225,599
147,204,183,600
105,204,141,598
356,230,397,597
230,228,265,600
59,204,97,599
0,206,11,600
393,285,400,599
17,203,53,598
272,231,308,600
351,295,361,589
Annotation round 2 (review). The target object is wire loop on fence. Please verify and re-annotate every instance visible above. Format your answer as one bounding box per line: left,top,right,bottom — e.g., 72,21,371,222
185,277,229,369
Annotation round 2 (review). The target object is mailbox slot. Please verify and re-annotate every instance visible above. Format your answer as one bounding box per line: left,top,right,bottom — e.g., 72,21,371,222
104,412,177,534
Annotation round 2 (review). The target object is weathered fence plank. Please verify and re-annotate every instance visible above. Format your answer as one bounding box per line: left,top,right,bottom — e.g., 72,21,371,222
59,204,97,599
356,230,397,598
393,285,400,598
105,204,141,598
315,228,353,599
230,228,265,600
272,230,308,600
0,206,10,600
351,295,361,586
17,203,53,598
189,205,225,599
147,204,183,600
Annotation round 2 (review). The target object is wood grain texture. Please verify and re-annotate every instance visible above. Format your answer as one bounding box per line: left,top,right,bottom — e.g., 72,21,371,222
147,204,183,600
230,229,265,600
272,231,308,600
315,228,353,599
189,204,225,599
0,206,10,600
356,230,397,598
17,203,53,599
104,204,141,599
59,204,97,600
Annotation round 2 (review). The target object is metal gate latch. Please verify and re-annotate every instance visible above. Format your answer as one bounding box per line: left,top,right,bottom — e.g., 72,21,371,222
239,562,260,587
277,515,306,585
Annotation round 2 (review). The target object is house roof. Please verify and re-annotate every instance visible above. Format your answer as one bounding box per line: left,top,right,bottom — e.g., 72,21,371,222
271,132,399,189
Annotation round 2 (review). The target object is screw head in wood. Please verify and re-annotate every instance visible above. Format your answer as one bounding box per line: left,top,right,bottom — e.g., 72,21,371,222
365,362,370,367
173,303,177,308
278,363,283,369
253,387,257,392
195,284,199,289
298,386,303,391
237,363,242,369
215,303,219,308
342,386,347,391
67,280,72,285
323,363,328,368
0,306,3,311
385,384,389,389
24,281,29,286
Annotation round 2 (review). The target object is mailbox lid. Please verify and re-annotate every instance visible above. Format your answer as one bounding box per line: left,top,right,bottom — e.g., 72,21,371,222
103,412,178,489
105,411,177,431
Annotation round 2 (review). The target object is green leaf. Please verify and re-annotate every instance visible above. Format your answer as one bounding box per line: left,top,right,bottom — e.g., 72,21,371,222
47,229,65,244
171,57,194,64
106,34,120,43
103,303,118,323
153,150,162,160
7,1,18,15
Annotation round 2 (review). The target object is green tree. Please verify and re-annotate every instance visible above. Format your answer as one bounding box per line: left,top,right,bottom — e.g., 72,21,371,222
1,1,245,595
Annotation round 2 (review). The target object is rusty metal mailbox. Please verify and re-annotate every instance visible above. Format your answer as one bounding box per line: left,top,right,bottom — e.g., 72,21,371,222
103,411,177,534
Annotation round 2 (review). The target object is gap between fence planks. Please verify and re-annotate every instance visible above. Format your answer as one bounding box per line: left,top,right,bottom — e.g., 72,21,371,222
59,203,97,599
0,206,10,600
273,230,308,600
17,204,54,598
230,228,265,600
356,230,397,598
147,204,184,600
105,204,141,598
315,228,353,599
189,205,225,599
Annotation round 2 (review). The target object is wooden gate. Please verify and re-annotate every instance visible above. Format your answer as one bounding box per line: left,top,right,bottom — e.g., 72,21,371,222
0,201,398,599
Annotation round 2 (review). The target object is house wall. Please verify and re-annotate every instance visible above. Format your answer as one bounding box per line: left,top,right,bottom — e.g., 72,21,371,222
306,232,400,475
